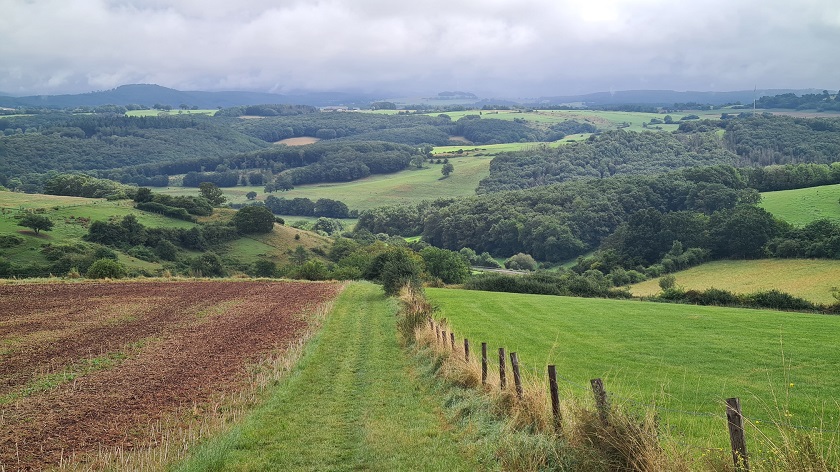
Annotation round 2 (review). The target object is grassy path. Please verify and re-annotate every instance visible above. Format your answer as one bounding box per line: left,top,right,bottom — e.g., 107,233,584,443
174,282,478,471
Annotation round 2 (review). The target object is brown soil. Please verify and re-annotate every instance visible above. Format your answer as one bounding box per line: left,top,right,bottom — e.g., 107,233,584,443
0,280,341,471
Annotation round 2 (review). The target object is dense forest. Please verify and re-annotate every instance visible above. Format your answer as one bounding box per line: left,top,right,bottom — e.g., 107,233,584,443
0,114,268,187
477,130,735,192
754,90,840,111
1,108,600,192
478,115,840,193
356,162,840,264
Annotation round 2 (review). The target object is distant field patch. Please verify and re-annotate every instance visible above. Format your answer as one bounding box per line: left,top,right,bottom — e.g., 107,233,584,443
760,184,840,226
274,136,321,146
162,155,494,213
125,109,217,117
630,259,840,304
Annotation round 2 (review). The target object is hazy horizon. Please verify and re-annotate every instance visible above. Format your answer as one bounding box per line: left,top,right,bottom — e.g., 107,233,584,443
2,0,838,97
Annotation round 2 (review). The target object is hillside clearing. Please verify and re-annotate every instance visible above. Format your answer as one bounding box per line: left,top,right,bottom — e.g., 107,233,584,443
760,183,840,226
174,282,481,471
428,287,840,453
274,136,321,146
630,259,840,304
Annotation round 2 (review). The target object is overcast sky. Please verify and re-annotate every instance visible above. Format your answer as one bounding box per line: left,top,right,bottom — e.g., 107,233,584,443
2,0,838,97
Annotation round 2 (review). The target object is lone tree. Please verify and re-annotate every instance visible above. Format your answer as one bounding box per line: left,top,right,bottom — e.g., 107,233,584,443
232,205,275,234
246,191,257,200
441,162,454,177
199,182,226,206
18,214,54,235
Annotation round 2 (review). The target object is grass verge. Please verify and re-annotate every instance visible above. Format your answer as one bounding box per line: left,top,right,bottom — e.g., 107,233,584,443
172,282,480,471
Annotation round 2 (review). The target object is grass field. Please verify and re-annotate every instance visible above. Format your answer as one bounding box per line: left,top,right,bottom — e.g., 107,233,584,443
760,184,840,226
175,282,481,471
125,109,217,117
0,192,330,273
0,191,195,272
428,288,840,453
161,155,494,213
630,259,840,304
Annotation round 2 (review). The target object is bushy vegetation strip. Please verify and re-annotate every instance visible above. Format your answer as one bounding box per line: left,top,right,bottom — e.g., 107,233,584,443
174,282,480,471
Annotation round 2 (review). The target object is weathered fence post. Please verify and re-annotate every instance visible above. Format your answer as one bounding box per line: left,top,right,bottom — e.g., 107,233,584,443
726,397,749,472
464,338,470,362
548,365,561,432
590,378,609,426
499,348,507,389
510,352,523,400
441,330,446,345
481,342,488,385
449,332,455,351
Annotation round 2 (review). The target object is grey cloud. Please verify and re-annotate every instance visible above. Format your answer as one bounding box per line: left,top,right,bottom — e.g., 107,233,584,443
1,0,838,96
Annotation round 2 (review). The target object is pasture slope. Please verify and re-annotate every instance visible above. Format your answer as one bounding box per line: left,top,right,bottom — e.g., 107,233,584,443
760,183,840,226
0,279,341,471
174,282,481,471
162,154,493,211
630,259,840,304
427,288,840,455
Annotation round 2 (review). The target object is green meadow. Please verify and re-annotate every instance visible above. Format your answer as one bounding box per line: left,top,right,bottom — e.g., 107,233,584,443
630,259,840,304
162,155,494,212
0,192,195,271
428,288,840,452
0,191,326,272
760,184,840,226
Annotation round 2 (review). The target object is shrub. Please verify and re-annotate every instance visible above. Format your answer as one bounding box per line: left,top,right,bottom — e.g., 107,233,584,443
190,252,226,277
747,290,816,311
658,274,676,291
86,258,127,279
127,245,159,262
378,247,424,296
232,205,276,234
0,234,24,248
253,259,277,277
504,253,538,271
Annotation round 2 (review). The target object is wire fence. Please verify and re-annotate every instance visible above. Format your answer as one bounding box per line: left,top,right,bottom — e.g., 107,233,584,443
430,317,840,470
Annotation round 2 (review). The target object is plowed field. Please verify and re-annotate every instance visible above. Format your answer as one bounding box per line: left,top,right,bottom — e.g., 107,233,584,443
0,280,341,471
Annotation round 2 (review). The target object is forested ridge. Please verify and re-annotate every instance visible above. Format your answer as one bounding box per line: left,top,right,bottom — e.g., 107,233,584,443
478,130,735,193
357,162,840,263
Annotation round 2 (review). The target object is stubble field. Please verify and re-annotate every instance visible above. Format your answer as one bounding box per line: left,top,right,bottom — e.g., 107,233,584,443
0,279,341,470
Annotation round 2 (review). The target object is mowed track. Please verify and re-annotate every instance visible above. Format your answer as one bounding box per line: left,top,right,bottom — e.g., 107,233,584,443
0,280,341,471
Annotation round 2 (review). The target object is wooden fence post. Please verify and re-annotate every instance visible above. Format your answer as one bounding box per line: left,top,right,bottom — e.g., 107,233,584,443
449,332,455,351
510,352,523,400
435,325,440,342
590,378,609,426
481,342,488,385
548,365,561,433
726,397,749,471
499,348,507,389
441,330,446,345
464,338,470,362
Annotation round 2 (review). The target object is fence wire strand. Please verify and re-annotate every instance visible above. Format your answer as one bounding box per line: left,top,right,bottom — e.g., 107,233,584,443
433,325,840,436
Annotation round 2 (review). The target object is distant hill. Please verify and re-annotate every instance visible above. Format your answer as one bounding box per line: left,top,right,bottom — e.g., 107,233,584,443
0,84,380,109
535,89,822,107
